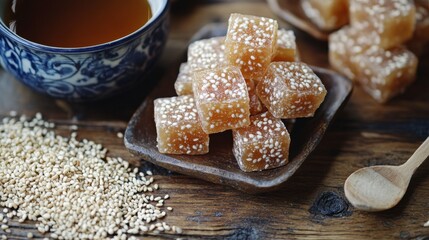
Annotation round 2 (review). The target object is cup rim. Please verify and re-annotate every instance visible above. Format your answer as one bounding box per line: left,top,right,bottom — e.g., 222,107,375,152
0,0,169,54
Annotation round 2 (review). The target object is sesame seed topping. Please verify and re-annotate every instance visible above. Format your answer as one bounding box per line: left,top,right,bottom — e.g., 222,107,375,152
225,13,278,80
349,0,415,45
233,112,290,171
277,29,296,49
188,37,226,71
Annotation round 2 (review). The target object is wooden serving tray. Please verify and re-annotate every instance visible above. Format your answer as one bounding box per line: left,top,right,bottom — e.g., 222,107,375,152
124,23,353,193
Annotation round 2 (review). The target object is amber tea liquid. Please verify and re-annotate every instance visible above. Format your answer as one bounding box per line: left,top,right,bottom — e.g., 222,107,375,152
2,0,152,48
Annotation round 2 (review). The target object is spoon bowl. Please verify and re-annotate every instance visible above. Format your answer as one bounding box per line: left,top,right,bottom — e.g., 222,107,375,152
344,137,429,211
344,165,410,211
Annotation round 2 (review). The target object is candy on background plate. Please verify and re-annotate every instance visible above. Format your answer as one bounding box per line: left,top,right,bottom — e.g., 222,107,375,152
355,46,418,103
407,1,429,56
301,0,349,31
349,0,416,49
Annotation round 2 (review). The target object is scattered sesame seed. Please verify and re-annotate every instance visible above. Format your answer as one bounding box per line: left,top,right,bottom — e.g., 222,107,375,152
424,220,429,227
0,114,181,239
117,132,124,138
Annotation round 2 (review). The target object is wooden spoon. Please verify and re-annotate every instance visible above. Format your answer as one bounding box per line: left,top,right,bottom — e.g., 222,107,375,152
344,137,429,211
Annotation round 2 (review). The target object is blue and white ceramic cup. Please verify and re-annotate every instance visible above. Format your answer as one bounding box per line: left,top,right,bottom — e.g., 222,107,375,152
0,0,169,101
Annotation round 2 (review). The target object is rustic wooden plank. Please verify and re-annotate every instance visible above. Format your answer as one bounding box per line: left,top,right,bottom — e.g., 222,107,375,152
0,1,428,239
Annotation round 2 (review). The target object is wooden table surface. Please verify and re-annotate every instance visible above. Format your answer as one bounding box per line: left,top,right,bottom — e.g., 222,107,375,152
1,1,429,239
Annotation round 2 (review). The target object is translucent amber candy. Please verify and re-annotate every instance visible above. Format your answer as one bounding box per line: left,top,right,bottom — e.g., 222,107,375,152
301,0,349,31
355,46,418,103
329,26,418,102
193,66,250,134
175,37,229,96
154,95,209,155
232,112,290,172
349,0,416,49
256,62,327,119
187,37,226,71
329,26,378,80
407,1,429,56
180,63,263,115
225,13,278,80
174,63,193,96
245,79,265,116
272,29,299,62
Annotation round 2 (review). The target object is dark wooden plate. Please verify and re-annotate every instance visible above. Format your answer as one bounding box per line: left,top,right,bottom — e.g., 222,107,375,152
267,0,332,41
124,23,353,193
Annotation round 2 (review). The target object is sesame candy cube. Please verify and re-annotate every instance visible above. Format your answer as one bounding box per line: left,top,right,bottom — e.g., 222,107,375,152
349,0,416,49
355,46,418,103
245,79,265,116
232,112,290,172
225,13,278,80
154,96,209,155
188,37,226,71
272,29,299,62
174,63,193,96
193,66,250,134
256,62,327,119
301,0,349,31
329,26,376,80
329,27,357,80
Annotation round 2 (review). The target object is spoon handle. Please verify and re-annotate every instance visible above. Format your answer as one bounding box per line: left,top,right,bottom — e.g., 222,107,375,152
401,137,429,174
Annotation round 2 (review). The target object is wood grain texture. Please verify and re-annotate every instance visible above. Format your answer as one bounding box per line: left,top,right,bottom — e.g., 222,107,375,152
0,1,428,239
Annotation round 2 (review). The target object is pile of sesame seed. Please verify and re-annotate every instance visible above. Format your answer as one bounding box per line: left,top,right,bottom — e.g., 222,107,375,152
0,113,181,239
